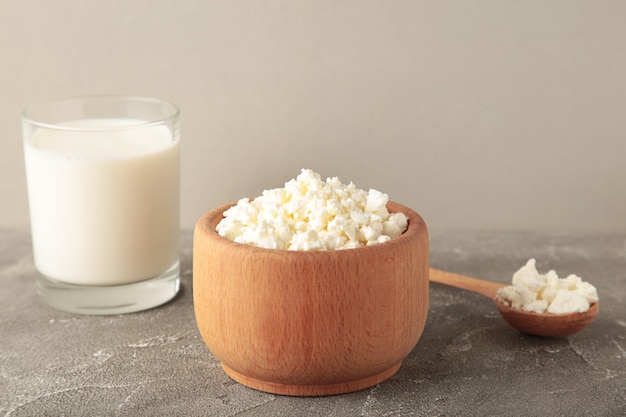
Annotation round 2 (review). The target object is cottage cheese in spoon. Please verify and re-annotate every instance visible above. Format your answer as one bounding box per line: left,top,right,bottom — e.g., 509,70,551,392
496,259,598,314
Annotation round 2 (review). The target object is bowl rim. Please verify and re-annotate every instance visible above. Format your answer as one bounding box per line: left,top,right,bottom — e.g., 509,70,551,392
194,200,427,258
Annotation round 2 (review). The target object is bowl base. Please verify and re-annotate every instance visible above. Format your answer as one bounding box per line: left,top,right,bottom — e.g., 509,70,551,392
221,361,402,397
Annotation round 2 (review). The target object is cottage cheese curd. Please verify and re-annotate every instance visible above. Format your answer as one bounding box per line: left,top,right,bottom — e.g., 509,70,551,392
496,259,598,314
216,169,408,250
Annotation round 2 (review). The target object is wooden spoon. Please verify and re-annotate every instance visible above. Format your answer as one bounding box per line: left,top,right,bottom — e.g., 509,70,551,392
429,268,599,337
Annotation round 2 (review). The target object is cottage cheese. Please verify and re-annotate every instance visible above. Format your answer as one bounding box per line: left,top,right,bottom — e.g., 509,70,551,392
496,259,598,314
216,169,409,251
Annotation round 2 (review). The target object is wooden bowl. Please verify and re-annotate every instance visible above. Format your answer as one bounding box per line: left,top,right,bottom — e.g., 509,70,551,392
193,201,429,396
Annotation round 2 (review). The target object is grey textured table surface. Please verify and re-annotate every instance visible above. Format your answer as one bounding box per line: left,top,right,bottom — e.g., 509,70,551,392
1,229,624,416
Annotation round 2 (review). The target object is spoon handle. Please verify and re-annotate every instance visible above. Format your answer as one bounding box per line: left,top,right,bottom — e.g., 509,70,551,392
429,268,506,300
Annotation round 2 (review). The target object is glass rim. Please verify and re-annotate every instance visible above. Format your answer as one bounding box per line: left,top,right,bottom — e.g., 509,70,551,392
22,95,180,132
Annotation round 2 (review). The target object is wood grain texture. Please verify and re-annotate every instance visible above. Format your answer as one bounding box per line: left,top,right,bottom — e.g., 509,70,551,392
429,268,504,299
193,201,429,396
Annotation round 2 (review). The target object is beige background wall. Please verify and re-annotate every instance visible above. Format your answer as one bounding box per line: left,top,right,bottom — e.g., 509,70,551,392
1,0,625,232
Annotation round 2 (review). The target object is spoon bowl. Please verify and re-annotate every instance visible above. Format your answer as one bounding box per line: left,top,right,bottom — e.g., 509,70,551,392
429,268,599,337
495,299,599,337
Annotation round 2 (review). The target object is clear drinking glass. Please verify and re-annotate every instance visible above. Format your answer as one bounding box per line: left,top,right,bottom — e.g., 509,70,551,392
22,96,180,314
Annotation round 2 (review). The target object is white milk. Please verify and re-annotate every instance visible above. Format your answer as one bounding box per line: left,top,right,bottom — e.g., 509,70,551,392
24,119,179,286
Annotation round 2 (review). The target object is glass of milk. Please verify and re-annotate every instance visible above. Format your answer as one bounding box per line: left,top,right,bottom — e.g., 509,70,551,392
22,96,180,315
